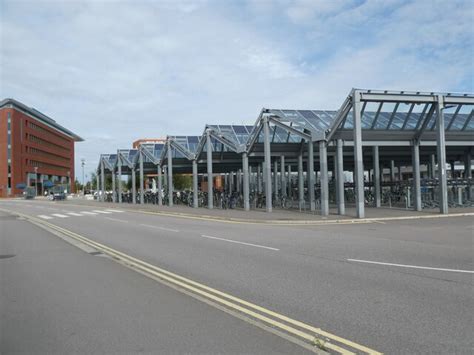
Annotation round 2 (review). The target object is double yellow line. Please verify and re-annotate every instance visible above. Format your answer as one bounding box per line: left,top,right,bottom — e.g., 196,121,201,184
19,211,381,355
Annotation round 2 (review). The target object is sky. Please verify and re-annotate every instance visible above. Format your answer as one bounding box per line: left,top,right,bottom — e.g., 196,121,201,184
1,0,473,180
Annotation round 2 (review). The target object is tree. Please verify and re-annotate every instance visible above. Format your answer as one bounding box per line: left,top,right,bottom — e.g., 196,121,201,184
173,174,192,190
75,179,83,192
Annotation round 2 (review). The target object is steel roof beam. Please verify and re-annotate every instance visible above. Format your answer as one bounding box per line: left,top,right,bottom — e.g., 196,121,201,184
325,93,353,142
360,92,474,105
268,116,312,141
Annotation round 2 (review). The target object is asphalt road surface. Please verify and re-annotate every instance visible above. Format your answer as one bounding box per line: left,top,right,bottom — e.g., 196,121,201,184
1,199,473,354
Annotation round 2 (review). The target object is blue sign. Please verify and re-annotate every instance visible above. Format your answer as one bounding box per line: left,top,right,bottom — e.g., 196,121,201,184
43,181,54,188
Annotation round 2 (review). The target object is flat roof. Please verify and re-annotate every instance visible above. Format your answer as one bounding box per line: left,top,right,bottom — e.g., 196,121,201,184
0,98,84,141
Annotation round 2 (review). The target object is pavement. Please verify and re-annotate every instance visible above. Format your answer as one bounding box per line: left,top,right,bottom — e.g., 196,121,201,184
1,198,473,354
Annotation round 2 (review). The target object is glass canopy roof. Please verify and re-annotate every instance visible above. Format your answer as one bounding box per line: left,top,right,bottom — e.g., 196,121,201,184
140,143,164,163
169,136,201,158
203,125,254,152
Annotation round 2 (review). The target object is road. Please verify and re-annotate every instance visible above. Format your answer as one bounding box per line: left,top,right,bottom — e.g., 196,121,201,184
1,199,473,354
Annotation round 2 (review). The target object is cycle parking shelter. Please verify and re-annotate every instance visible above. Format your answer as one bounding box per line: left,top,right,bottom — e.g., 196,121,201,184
97,88,474,218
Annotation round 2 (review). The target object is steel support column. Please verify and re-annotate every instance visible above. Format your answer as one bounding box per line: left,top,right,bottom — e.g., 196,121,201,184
157,164,163,206
298,152,304,210
353,91,365,218
100,160,105,202
412,140,422,211
287,164,292,199
131,168,136,204
465,153,472,179
466,152,472,200
336,139,346,214
167,141,173,207
257,165,262,194
308,140,315,211
263,117,272,212
319,141,329,216
243,153,250,211
373,146,381,208
274,160,278,200
111,168,116,203
192,160,198,208
430,154,436,179
117,159,122,203
436,95,448,214
139,151,144,205
206,131,213,209
280,156,286,198
390,160,395,183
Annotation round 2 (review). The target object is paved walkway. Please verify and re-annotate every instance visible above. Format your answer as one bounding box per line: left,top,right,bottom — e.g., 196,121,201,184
56,197,474,223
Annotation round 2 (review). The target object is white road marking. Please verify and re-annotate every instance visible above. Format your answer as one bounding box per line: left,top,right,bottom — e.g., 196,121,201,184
66,212,83,216
80,211,98,215
347,259,474,274
38,215,53,220
105,209,124,213
51,213,69,218
104,217,128,223
200,235,280,251
139,223,179,233
93,210,112,214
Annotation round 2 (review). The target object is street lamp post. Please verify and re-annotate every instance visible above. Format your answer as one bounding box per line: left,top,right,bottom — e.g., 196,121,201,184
34,167,38,197
81,159,85,196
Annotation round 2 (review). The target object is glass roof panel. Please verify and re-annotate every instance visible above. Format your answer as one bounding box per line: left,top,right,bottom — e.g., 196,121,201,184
314,110,335,128
272,125,289,143
233,125,248,134
449,114,468,130
404,113,420,130
374,112,390,129
361,112,375,128
389,113,406,129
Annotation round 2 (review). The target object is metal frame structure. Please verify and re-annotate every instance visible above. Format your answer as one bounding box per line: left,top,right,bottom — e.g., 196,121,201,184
97,88,474,218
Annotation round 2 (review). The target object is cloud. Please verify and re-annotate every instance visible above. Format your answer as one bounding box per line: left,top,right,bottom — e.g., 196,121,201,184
0,0,472,177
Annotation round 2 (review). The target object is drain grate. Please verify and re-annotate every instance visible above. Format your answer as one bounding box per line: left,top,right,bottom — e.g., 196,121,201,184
0,254,16,259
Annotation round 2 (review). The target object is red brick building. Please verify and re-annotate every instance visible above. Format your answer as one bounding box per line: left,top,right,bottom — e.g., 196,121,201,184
0,99,83,197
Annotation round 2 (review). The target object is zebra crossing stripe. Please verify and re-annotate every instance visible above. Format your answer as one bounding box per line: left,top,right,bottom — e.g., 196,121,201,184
105,209,124,213
67,212,83,216
81,211,98,215
92,210,112,214
38,215,53,220
51,214,69,218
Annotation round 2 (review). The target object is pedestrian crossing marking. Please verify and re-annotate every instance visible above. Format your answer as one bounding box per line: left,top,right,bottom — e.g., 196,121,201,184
36,209,124,220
